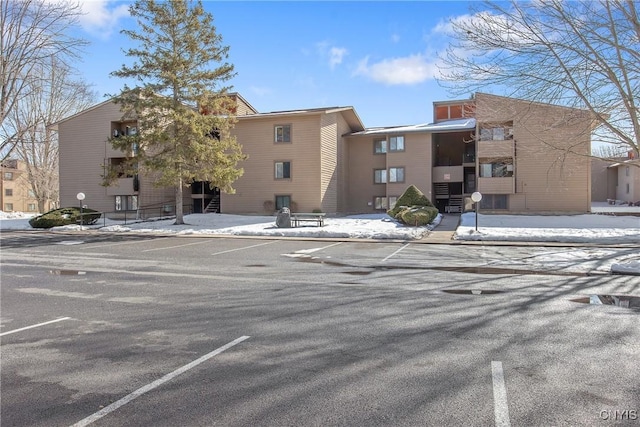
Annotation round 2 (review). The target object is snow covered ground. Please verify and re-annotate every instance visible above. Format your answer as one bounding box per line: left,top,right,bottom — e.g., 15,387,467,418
1,205,638,275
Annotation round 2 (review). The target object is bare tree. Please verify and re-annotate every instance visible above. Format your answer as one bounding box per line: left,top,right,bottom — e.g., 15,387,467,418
438,0,640,161
8,58,96,212
1,0,87,158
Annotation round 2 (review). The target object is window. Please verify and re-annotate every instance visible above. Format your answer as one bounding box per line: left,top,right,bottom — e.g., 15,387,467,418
28,189,35,197
389,167,405,183
4,172,13,180
626,166,630,177
4,203,13,211
28,203,36,211
115,195,138,211
374,169,387,184
275,161,291,179
4,188,12,196
275,125,291,143
627,183,630,194
479,123,513,141
275,195,291,210
388,196,398,209
479,158,513,177
389,136,404,152
480,194,508,210
374,197,387,210
374,139,387,154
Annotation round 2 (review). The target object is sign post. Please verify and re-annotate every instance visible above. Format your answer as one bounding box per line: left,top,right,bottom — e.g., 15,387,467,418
76,192,86,225
471,192,482,232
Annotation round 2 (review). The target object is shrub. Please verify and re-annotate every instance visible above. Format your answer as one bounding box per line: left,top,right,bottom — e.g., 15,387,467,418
399,206,439,226
29,207,102,229
387,184,434,218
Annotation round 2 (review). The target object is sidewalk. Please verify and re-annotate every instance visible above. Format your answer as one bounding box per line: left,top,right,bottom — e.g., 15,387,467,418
423,214,460,243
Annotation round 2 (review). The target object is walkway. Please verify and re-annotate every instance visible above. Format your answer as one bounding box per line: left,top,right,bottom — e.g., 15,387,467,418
423,213,460,243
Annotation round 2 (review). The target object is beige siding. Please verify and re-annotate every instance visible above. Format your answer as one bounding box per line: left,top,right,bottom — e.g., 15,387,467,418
59,101,125,213
387,133,432,200
475,93,592,212
478,177,515,194
58,100,176,216
616,161,640,202
223,114,323,214
336,113,351,212
477,140,514,158
320,113,338,212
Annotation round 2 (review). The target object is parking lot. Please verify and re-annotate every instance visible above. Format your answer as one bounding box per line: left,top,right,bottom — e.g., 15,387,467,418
1,232,639,426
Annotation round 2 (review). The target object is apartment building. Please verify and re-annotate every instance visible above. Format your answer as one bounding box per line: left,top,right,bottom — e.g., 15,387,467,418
1,159,53,213
57,92,594,216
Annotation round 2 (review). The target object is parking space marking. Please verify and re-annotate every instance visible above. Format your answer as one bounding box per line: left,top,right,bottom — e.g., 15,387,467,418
382,243,410,262
211,240,278,256
141,239,214,253
0,317,72,337
82,237,172,250
70,336,250,427
294,242,343,254
491,361,511,427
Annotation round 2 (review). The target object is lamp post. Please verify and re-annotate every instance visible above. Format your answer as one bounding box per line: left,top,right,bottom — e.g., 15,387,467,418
471,191,482,232
76,192,85,225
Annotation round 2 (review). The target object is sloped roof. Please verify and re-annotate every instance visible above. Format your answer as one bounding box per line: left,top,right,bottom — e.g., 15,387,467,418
349,118,476,136
237,106,365,132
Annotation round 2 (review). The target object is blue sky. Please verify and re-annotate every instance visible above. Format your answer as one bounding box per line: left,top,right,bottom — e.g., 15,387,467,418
74,1,475,128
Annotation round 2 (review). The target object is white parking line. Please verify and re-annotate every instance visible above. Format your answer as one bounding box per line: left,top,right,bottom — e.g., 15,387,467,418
0,317,72,337
141,239,213,252
491,361,511,427
294,242,343,254
211,240,278,256
69,336,250,427
382,243,410,262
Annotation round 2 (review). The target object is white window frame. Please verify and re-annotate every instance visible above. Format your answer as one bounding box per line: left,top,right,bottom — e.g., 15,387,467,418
115,195,138,211
389,167,405,183
275,125,291,143
374,197,387,210
374,139,387,154
389,136,404,152
275,161,291,179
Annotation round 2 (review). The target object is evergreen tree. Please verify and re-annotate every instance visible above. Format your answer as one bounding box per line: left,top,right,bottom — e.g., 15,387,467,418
108,0,245,224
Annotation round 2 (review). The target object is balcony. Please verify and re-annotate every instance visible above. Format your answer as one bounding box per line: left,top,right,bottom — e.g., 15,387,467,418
477,139,514,158
106,177,136,196
433,166,464,183
478,177,515,194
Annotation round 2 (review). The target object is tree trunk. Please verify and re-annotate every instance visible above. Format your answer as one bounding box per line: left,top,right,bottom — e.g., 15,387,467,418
174,178,184,225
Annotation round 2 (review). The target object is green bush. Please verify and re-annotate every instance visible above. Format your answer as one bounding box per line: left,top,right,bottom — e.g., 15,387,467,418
387,184,434,218
29,207,102,229
399,206,439,226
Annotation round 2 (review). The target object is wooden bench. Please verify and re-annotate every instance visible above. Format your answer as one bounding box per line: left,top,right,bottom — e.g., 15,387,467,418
291,212,326,227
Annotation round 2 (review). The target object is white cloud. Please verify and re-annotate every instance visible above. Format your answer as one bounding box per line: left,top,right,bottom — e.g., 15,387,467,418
78,0,130,39
391,33,401,43
315,41,348,69
353,54,439,85
328,47,348,69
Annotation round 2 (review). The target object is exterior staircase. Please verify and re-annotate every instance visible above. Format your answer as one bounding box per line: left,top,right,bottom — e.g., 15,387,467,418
204,198,220,213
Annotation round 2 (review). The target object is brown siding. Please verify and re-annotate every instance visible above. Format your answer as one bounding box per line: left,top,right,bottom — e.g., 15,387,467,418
475,93,592,212
345,132,432,213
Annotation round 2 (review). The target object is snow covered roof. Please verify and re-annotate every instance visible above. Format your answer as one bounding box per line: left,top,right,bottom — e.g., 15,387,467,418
350,118,476,136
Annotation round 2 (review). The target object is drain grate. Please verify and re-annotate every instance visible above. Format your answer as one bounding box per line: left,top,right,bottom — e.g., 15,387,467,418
571,295,640,309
